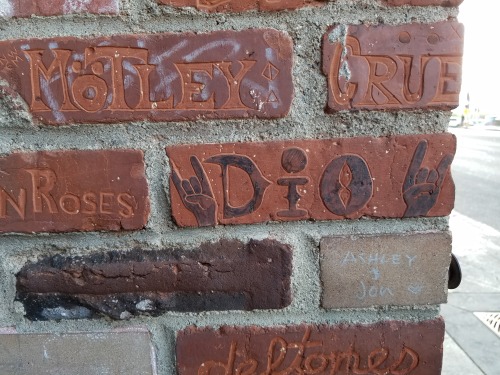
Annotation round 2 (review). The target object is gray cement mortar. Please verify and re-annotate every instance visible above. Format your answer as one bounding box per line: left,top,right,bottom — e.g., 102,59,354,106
0,1,458,373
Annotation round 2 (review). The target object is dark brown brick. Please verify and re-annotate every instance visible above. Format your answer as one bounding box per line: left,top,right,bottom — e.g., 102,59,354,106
2,0,119,17
159,0,325,12
167,133,456,227
383,0,463,5
323,21,464,111
0,150,149,233
0,30,293,125
16,239,292,320
177,318,445,375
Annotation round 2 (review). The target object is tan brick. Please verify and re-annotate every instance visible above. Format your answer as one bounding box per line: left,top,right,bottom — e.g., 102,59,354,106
320,232,451,308
0,328,156,375
167,133,456,227
323,21,464,111
177,319,445,375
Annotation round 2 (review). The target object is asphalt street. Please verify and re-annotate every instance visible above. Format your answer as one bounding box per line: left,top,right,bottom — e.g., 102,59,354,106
441,126,500,375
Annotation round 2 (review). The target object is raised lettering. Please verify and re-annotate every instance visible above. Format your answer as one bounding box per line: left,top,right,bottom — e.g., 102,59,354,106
0,188,26,219
85,46,149,110
117,192,135,218
218,60,256,109
82,192,98,214
175,62,215,110
100,192,114,214
59,193,80,215
206,154,271,219
358,55,400,106
26,169,58,214
24,49,77,112
329,35,360,106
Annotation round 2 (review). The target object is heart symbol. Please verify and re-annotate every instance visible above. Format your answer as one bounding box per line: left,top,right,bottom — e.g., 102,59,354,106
408,284,424,294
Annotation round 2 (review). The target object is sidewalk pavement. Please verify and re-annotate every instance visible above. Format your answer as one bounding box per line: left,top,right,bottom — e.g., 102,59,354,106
441,212,500,375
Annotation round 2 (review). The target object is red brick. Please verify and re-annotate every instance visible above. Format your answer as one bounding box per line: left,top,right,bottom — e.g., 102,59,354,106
3,0,119,17
16,239,292,320
167,133,456,227
0,30,293,125
177,318,445,375
159,0,325,12
323,21,464,111
0,150,149,233
383,0,463,5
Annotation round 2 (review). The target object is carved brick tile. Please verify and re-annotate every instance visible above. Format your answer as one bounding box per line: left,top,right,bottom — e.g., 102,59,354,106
0,30,293,125
167,133,456,227
0,150,149,233
323,21,464,111
321,232,451,308
177,319,445,375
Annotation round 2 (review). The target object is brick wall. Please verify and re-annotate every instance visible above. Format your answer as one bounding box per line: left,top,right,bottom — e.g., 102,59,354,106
0,0,462,373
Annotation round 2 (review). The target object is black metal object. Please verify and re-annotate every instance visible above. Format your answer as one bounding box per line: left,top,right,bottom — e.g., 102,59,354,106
448,253,462,289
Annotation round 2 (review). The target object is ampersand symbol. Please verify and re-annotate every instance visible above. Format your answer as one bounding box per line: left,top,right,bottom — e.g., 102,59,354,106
171,156,217,227
403,140,454,217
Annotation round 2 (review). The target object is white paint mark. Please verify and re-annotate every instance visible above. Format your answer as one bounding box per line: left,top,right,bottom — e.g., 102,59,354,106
0,0,13,17
63,0,92,13
150,40,189,64
184,40,241,62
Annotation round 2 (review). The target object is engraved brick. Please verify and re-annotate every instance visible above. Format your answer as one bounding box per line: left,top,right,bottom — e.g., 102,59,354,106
177,319,445,375
323,21,464,111
0,328,156,374
159,0,325,12
0,150,149,233
0,30,293,125
16,239,292,320
320,232,451,309
383,0,463,5
3,0,119,17
167,133,456,227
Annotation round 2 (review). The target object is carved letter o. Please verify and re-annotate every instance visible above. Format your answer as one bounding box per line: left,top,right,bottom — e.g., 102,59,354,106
72,75,108,112
320,154,373,216
59,194,81,215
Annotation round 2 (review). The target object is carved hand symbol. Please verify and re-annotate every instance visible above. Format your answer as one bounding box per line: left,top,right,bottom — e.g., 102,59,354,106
403,140,454,217
171,156,217,226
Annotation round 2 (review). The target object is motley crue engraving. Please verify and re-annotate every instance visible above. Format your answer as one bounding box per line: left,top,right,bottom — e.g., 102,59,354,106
323,21,464,111
159,0,325,12
0,29,293,125
176,320,445,375
167,134,456,227
0,150,149,233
